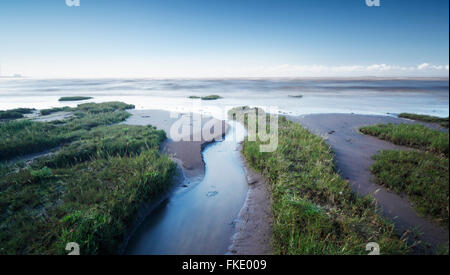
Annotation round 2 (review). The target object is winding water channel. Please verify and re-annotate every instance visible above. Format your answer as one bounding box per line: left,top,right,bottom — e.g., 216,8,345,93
125,122,249,255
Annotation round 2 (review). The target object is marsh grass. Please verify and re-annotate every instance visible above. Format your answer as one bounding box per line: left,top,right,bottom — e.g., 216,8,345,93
59,96,93,102
0,102,175,255
0,120,69,161
370,150,448,225
1,102,135,161
399,113,449,128
40,107,73,116
0,111,24,120
360,122,449,227
360,123,449,157
0,151,174,255
188,95,222,100
0,108,35,120
35,125,166,169
229,107,408,255
8,108,36,114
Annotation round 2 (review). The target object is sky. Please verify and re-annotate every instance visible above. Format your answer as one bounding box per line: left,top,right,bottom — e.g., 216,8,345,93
0,0,449,78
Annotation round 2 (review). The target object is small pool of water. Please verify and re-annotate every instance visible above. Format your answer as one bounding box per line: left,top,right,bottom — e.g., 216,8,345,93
125,122,248,255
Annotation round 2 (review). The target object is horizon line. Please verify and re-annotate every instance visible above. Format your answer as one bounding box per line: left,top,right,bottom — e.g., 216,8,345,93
1,75,448,81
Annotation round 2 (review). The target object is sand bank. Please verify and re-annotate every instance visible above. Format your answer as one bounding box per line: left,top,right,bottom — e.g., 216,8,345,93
124,109,228,180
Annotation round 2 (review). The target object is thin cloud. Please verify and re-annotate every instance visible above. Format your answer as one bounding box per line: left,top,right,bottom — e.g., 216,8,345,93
235,63,450,77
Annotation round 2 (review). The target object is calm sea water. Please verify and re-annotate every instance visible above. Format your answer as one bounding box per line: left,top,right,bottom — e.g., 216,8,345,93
0,78,448,118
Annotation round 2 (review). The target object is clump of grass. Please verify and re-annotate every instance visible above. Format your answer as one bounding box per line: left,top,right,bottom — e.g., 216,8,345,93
1,102,135,162
40,107,73,116
59,96,93,102
399,113,449,128
0,102,175,255
229,107,408,255
360,123,448,157
9,108,36,114
361,122,449,228
0,111,24,120
201,95,222,100
189,95,222,100
288,95,303,98
76,102,134,113
36,125,166,169
0,151,175,255
0,108,35,120
0,120,69,161
370,150,448,226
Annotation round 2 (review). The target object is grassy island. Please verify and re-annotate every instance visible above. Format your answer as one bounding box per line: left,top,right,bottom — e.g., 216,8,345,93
59,96,93,102
188,95,222,100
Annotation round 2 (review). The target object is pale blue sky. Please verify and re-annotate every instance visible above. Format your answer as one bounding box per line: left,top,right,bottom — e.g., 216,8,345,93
0,0,448,77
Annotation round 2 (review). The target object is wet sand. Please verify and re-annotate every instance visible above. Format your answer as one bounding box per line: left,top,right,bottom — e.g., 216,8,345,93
229,150,273,255
288,114,449,252
31,111,73,122
124,109,228,180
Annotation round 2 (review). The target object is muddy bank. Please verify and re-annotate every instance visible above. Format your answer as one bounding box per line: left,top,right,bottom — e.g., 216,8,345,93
229,147,273,255
31,111,73,122
288,113,449,251
124,109,228,180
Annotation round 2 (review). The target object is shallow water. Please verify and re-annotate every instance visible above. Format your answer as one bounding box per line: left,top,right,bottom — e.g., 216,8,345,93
125,122,248,255
0,78,448,119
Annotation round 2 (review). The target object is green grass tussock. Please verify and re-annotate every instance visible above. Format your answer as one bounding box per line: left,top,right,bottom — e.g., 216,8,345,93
229,107,408,255
0,111,24,120
360,123,449,157
7,108,36,114
370,150,448,225
399,113,449,128
0,120,69,161
0,108,35,120
59,96,93,102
